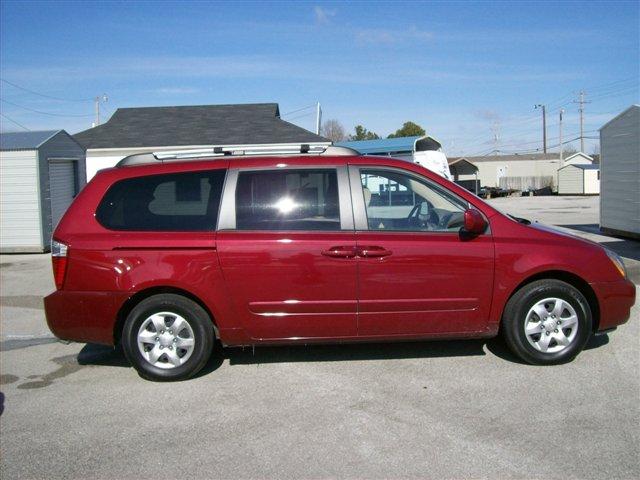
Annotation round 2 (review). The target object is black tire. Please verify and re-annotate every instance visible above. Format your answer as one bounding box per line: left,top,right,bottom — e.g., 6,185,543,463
121,294,215,381
502,279,592,365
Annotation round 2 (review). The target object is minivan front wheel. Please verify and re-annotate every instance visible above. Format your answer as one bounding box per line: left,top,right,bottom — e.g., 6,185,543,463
122,294,215,381
502,280,592,365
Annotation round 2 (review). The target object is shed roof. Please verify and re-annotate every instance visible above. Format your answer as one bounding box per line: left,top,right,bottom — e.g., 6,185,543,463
0,130,61,151
448,157,478,174
73,103,329,150
558,163,599,171
335,136,422,154
563,152,593,163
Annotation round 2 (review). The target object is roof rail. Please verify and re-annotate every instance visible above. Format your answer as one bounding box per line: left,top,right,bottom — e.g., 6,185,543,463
116,143,358,167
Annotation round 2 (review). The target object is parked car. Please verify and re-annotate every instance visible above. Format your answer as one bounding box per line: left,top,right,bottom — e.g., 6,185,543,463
44,146,636,381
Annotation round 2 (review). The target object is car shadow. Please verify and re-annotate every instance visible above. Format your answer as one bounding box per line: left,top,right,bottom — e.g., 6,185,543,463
76,343,130,367
76,333,612,377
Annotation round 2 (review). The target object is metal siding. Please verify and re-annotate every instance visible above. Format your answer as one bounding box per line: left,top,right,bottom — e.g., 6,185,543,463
583,170,600,194
37,131,86,247
600,107,640,235
558,166,584,194
475,159,561,189
48,161,76,228
86,152,127,180
0,150,42,251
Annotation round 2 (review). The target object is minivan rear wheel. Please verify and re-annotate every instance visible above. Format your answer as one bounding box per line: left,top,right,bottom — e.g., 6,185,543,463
122,294,215,381
502,280,592,365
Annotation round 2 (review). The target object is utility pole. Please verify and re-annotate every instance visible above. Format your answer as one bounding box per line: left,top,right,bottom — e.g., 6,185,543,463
573,90,589,152
535,104,547,153
315,102,322,135
559,108,564,162
94,94,108,127
491,121,500,157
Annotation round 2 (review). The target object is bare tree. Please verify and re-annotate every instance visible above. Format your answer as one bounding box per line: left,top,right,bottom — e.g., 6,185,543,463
562,144,578,157
321,119,346,142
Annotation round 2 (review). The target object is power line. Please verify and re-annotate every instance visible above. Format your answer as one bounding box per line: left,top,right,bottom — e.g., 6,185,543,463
284,111,315,122
497,130,597,149
589,86,638,102
0,78,93,102
0,98,93,117
281,104,316,117
587,76,638,94
464,131,600,156
0,112,30,131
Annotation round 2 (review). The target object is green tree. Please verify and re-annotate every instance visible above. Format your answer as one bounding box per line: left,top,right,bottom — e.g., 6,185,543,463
387,121,426,138
349,125,380,141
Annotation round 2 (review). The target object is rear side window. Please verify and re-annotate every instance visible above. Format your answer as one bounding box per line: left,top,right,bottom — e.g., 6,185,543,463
96,170,226,231
235,169,340,231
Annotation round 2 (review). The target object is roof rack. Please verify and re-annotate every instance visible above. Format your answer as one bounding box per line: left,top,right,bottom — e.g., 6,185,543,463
116,143,358,167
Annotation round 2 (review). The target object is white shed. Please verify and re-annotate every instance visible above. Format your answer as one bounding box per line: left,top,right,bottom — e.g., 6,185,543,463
557,164,600,195
0,130,86,252
599,105,640,239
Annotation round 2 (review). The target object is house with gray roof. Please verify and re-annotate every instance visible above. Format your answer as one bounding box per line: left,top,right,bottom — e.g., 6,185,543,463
74,103,330,180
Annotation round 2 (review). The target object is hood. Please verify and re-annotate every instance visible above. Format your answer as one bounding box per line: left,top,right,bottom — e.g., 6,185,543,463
527,221,604,249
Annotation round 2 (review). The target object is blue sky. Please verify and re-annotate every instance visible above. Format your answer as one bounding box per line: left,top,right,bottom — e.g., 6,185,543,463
0,0,638,155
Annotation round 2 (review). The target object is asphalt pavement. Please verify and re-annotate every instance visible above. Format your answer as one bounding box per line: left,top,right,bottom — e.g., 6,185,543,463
1,195,638,479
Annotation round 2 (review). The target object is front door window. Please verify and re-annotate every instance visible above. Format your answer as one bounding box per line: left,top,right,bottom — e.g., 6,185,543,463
360,170,467,232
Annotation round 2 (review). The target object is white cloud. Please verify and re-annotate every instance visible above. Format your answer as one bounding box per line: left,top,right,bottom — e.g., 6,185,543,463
355,26,434,45
313,5,335,24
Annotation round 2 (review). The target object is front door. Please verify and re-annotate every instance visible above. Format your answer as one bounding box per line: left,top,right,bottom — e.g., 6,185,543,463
216,166,358,340
351,166,495,337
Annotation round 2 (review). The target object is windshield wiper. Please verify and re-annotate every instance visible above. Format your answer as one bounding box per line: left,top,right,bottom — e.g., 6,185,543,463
508,214,531,225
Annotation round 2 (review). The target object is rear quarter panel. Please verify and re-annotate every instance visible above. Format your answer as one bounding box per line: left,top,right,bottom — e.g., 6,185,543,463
52,161,238,345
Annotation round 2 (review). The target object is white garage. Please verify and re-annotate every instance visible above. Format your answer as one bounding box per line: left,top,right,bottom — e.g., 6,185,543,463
557,164,600,195
0,130,86,252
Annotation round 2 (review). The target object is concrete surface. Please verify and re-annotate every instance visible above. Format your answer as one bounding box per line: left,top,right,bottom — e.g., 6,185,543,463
1,196,638,479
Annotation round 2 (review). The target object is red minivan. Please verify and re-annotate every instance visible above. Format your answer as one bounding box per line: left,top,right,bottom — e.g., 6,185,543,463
44,146,636,381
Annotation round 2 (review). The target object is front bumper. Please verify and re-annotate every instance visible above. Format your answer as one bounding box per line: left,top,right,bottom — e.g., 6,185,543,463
591,279,636,331
44,290,129,345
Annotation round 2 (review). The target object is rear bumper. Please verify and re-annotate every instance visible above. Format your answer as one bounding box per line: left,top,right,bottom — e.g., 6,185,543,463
44,290,129,345
591,279,636,331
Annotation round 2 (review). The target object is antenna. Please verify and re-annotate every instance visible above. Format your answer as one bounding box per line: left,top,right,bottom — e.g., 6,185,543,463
93,93,108,127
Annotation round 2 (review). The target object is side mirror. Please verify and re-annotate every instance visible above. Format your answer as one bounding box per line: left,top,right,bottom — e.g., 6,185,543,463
463,209,487,235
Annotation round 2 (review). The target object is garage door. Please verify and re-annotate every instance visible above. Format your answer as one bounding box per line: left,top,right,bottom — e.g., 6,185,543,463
49,160,76,229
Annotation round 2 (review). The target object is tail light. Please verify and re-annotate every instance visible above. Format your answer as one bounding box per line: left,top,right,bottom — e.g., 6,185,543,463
51,240,69,290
